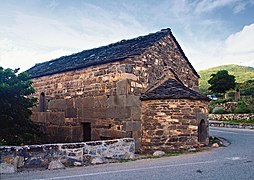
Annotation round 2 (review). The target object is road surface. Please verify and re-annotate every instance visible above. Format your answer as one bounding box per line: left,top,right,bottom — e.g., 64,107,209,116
1,127,254,180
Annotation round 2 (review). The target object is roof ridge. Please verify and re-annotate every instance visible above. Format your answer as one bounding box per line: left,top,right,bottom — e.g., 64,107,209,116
27,28,172,78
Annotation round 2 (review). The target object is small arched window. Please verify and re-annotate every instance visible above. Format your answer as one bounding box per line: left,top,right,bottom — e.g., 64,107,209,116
39,92,46,112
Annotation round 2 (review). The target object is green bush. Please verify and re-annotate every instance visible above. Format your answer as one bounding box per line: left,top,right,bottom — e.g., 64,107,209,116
234,102,251,114
213,98,234,104
212,107,225,114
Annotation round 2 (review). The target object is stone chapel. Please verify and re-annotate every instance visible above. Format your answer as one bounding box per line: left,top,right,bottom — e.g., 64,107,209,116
27,28,209,152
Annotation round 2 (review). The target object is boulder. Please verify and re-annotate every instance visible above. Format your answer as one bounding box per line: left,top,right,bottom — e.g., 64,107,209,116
15,156,24,168
188,148,197,152
73,162,82,166
91,157,105,165
212,143,219,148
153,151,165,157
48,160,65,170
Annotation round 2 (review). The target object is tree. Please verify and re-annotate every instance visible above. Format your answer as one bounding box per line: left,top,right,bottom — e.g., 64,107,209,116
239,80,254,96
0,67,43,145
208,70,236,96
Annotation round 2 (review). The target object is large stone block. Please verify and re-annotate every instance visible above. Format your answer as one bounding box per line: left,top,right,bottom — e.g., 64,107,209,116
82,97,95,108
126,95,141,107
82,108,95,119
93,96,108,108
130,107,141,120
106,107,131,119
48,99,67,111
123,121,141,132
116,80,130,95
99,129,112,138
36,112,47,123
71,126,82,142
66,108,77,118
47,112,65,125
74,97,83,109
107,95,126,107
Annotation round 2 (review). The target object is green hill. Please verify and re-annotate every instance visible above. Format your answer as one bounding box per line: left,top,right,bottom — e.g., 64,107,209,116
198,64,254,93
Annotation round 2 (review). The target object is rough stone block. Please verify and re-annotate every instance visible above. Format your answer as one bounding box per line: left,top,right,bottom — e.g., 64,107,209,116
74,98,83,109
37,112,47,123
132,131,141,138
82,97,94,108
57,126,72,142
116,80,130,95
48,99,67,111
110,130,124,139
123,121,141,131
106,107,131,119
47,112,65,125
94,96,107,108
82,108,95,119
99,129,112,138
107,95,126,107
66,108,77,118
133,138,141,152
126,95,141,107
71,126,82,142
48,160,65,170
130,108,141,120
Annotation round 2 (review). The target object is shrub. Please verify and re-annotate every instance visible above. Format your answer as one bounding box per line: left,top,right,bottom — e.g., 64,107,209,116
234,102,251,114
213,98,234,104
212,107,225,114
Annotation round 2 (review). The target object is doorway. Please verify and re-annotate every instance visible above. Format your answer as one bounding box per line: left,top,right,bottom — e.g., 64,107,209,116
82,123,91,142
198,119,207,143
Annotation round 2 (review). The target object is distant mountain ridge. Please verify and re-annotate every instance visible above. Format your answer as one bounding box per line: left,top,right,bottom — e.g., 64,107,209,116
198,64,254,92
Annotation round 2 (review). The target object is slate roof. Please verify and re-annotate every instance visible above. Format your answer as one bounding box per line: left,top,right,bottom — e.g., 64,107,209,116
140,78,209,101
26,28,199,78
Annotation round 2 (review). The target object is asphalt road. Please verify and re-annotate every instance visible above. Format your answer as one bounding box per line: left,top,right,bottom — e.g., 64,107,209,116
1,127,254,180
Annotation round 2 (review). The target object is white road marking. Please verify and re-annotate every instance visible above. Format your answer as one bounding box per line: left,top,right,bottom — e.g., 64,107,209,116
226,157,246,161
36,160,218,180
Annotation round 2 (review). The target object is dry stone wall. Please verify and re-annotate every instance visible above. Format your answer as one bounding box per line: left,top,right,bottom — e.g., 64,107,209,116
209,113,254,121
0,138,135,173
141,99,209,152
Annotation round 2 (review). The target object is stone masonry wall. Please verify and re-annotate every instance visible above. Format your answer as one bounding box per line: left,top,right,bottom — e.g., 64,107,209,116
141,99,209,152
30,33,200,150
0,138,135,173
121,33,199,96
31,61,142,148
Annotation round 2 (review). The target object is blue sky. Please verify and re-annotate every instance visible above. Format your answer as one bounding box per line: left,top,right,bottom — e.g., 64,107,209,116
0,0,254,71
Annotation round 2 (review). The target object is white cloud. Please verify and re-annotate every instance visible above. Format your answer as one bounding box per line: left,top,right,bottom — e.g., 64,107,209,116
0,3,148,71
222,23,254,66
0,38,72,72
0,0,253,72
193,0,254,15
185,23,254,70
194,0,234,15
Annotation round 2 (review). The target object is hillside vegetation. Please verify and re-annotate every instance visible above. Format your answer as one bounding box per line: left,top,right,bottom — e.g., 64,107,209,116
198,64,254,93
